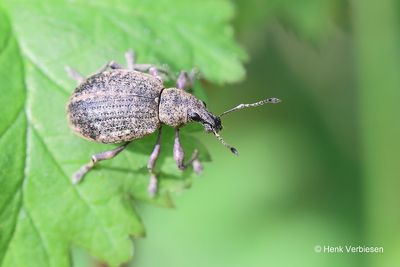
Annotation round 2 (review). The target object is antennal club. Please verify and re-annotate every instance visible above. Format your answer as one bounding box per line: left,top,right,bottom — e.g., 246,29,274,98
212,129,238,156
220,97,281,117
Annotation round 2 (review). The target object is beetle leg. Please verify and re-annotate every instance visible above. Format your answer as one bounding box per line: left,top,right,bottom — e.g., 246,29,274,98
95,60,123,74
123,49,157,73
147,128,163,197
132,64,168,81
176,69,198,91
65,66,85,84
124,63,170,81
109,61,123,69
148,66,175,83
125,49,136,70
72,142,131,184
149,66,163,81
173,129,203,174
124,49,172,79
192,156,203,175
129,64,151,72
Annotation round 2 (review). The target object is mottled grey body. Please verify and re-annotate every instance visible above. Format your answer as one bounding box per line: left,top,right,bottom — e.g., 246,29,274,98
66,55,208,196
67,69,163,144
67,69,216,144
159,88,211,128
65,49,280,196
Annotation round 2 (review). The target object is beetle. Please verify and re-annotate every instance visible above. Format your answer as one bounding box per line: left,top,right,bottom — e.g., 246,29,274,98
66,49,281,196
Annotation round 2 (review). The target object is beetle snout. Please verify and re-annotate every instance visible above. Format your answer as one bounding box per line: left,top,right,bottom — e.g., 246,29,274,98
189,109,222,133
212,116,223,132
204,114,222,133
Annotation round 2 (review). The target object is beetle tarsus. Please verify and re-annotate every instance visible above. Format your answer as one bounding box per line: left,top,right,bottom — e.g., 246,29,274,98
109,61,123,69
189,150,203,175
125,49,136,70
95,60,123,74
147,128,162,197
72,163,92,184
173,129,202,173
148,174,158,197
123,49,171,81
149,66,162,81
65,66,84,84
71,142,130,184
192,157,203,175
176,69,198,91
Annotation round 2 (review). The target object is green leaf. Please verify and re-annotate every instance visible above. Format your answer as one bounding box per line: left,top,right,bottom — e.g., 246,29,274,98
0,1,245,266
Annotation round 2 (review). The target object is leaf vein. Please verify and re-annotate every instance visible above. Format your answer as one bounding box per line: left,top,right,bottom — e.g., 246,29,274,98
0,108,24,142
30,126,120,253
23,53,69,96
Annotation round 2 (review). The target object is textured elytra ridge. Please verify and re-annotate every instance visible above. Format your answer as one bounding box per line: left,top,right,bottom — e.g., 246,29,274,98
67,70,164,144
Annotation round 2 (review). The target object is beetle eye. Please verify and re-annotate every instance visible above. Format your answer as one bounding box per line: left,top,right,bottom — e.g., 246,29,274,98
190,112,202,122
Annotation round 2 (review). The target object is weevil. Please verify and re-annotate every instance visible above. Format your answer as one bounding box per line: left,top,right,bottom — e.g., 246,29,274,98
66,49,281,196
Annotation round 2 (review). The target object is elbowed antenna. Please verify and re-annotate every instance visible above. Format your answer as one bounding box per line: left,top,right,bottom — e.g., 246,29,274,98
219,97,281,117
212,129,238,156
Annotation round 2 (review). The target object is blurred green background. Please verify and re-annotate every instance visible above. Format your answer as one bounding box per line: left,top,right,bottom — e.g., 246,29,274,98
124,1,400,267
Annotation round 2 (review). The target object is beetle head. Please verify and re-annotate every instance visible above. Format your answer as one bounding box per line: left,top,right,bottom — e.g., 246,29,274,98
159,88,222,132
185,95,239,155
159,88,237,155
188,106,222,133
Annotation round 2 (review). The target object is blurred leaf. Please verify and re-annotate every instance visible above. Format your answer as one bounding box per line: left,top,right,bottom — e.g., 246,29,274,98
353,0,400,266
235,0,348,44
0,0,245,266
